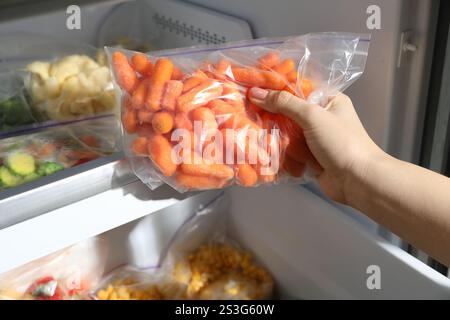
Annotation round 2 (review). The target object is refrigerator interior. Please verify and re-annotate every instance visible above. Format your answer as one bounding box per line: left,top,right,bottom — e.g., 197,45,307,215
0,0,448,299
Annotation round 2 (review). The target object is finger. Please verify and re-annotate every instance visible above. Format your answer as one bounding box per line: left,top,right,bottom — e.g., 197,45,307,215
249,87,319,129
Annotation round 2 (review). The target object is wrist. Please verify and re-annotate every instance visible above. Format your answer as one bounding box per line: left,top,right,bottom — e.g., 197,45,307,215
343,146,389,208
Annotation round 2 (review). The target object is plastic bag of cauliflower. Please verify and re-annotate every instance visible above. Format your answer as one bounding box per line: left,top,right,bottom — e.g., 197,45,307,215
93,193,274,300
26,52,116,121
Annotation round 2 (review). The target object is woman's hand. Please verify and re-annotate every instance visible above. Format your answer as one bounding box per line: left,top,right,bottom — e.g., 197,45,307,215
249,88,385,204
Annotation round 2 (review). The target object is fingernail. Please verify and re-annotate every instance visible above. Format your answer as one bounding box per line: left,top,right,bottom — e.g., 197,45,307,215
250,87,268,100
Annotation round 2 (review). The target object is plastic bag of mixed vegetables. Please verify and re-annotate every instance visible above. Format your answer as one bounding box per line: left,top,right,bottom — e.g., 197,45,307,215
107,33,370,192
0,71,37,132
0,115,119,190
0,237,107,300
93,193,273,300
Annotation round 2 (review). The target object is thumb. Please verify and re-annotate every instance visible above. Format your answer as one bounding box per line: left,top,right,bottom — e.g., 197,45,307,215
249,87,319,129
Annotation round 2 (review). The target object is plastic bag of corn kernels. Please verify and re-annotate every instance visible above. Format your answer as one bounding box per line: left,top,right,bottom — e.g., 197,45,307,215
93,193,274,300
106,32,370,192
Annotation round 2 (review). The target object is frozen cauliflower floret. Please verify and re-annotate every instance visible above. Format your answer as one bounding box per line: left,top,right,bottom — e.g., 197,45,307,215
27,61,50,80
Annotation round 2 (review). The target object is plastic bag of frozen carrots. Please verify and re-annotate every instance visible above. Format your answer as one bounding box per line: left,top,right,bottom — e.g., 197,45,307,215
107,33,370,191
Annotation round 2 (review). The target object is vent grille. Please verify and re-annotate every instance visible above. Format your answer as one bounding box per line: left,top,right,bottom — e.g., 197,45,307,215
153,13,227,45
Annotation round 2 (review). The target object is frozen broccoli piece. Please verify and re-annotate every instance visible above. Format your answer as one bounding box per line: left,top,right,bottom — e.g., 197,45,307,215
0,166,22,188
23,172,42,183
36,162,64,176
6,153,36,176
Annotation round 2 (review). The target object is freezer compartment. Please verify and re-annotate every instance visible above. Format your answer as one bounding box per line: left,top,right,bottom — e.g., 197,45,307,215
101,185,450,299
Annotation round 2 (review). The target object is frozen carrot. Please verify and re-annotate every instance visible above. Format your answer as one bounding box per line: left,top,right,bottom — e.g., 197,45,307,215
232,67,266,87
177,80,223,113
273,58,295,75
222,114,261,131
137,124,154,137
176,172,227,190
123,110,138,134
287,70,298,83
171,67,184,80
222,81,245,112
181,161,234,180
138,109,153,124
146,58,174,111
131,79,150,109
39,143,57,157
235,164,258,187
191,107,218,131
207,99,238,118
215,58,232,79
258,52,280,69
152,111,174,134
282,155,305,177
286,134,310,164
131,53,153,76
299,79,314,98
148,135,177,177
132,137,148,155
174,112,193,131
112,51,138,93
161,80,183,111
255,163,277,183
262,71,286,90
182,70,208,93
80,135,99,148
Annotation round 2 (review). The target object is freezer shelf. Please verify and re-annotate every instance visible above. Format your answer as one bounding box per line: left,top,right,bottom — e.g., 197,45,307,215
103,185,450,299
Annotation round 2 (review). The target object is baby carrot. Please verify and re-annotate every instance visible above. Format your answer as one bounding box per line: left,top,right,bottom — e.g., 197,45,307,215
182,70,208,93
258,52,280,69
131,53,153,76
286,134,310,164
176,172,227,190
191,107,218,131
146,58,174,111
299,79,314,98
122,110,138,134
262,71,286,90
273,58,295,75
222,81,245,112
138,109,153,124
136,124,154,137
207,100,238,126
152,111,174,134
112,51,138,93
181,161,234,180
131,79,150,109
214,58,232,79
171,67,184,80
287,70,298,83
235,164,258,187
132,137,148,155
254,163,277,183
177,80,223,113
232,67,266,87
222,114,261,131
161,80,184,111
148,135,177,177
174,112,193,131
282,155,305,177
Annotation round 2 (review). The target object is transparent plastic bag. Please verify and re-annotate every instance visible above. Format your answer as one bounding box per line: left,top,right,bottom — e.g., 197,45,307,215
0,33,117,123
93,193,274,300
107,32,370,192
0,237,107,300
0,115,119,190
0,71,38,133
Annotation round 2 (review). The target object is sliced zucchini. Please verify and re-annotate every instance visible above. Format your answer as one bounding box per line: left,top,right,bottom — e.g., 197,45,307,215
0,166,23,188
6,153,36,176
